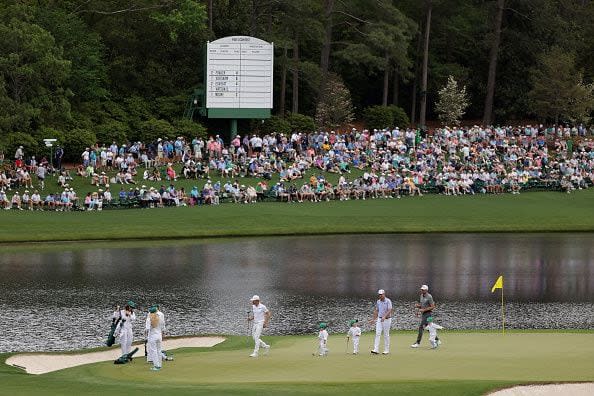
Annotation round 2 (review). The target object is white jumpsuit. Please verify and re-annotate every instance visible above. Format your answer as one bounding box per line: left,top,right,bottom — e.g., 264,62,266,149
251,303,270,355
426,322,444,347
114,309,136,355
318,329,329,356
347,326,361,354
146,312,165,368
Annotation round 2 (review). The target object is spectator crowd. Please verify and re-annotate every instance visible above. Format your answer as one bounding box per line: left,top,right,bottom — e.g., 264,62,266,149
1,124,594,211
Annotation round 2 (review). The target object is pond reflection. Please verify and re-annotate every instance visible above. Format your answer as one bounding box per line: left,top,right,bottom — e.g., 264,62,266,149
0,234,593,352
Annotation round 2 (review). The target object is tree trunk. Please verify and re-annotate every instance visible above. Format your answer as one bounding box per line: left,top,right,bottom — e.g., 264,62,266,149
250,0,257,36
292,37,300,114
382,54,390,106
392,68,399,106
320,0,334,79
280,46,288,116
411,29,422,125
208,0,213,34
419,0,432,129
482,0,505,126
267,2,273,35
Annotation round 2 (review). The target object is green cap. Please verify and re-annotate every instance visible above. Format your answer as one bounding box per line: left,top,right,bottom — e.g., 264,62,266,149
426,316,433,323
127,300,136,308
149,306,157,313
349,319,358,326
319,322,327,329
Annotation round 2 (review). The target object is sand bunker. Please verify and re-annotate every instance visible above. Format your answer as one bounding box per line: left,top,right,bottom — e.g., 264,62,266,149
489,383,594,396
5,336,225,375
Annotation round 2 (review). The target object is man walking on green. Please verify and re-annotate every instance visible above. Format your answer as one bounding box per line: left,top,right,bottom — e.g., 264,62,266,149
411,284,440,348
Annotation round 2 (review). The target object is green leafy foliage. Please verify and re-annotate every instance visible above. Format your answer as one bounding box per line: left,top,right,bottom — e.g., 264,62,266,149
137,118,174,143
94,120,130,146
34,7,108,105
335,1,416,78
36,127,66,148
528,47,594,124
1,132,39,160
0,0,593,147
387,105,411,129
0,5,72,134
262,115,291,135
173,119,207,140
363,106,394,130
286,113,315,132
150,0,207,42
62,128,97,162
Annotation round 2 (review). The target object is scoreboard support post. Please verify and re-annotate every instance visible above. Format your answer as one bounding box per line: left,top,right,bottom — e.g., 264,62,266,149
230,119,238,139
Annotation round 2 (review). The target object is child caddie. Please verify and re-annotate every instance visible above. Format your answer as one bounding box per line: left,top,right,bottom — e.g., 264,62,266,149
425,317,443,349
346,320,361,354
318,322,329,356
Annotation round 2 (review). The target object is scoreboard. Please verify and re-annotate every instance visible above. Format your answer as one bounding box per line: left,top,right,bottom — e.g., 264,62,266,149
206,36,273,109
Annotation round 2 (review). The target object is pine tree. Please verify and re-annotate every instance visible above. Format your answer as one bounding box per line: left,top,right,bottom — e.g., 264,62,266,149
529,47,594,124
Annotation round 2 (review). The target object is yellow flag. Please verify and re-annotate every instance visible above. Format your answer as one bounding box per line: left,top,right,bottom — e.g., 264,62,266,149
491,275,503,293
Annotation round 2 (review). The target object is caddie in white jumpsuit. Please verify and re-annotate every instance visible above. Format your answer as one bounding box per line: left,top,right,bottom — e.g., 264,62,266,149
248,295,270,357
145,306,165,370
114,301,136,355
371,289,393,355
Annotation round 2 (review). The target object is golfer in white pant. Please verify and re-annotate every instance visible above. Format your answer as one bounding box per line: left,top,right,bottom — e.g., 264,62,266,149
248,295,271,357
370,289,393,355
145,306,164,371
114,301,136,355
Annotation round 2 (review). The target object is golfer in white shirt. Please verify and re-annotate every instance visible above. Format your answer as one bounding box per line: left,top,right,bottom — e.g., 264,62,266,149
114,301,136,355
248,295,271,357
370,289,393,355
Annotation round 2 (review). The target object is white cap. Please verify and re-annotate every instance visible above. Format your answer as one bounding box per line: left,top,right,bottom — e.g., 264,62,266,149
420,285,429,291
377,289,385,295
250,295,260,301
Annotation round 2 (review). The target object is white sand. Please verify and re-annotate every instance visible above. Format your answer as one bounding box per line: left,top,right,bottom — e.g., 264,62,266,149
489,383,594,396
5,336,225,375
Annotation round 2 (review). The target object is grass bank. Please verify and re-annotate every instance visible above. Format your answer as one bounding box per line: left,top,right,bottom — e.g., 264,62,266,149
1,189,594,242
2,331,593,395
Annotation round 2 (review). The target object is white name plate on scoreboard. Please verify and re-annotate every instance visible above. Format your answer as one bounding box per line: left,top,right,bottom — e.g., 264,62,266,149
206,36,274,109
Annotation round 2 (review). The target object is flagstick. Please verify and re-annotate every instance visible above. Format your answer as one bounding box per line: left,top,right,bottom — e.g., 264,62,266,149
501,286,505,335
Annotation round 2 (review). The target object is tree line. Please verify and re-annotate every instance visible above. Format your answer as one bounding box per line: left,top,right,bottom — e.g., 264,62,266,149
1,0,593,161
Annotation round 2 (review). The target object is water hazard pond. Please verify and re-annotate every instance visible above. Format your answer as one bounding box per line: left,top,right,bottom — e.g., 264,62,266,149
1,233,593,352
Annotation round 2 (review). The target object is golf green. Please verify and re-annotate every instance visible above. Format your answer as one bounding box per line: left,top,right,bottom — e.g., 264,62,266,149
2,332,593,395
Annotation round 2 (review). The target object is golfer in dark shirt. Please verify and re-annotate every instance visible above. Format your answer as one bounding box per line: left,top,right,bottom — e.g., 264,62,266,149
411,284,440,348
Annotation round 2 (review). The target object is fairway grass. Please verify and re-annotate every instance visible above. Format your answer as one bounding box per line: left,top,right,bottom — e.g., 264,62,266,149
1,189,594,243
2,332,593,395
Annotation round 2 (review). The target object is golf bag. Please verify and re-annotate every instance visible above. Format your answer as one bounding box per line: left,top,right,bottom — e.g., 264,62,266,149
146,345,174,363
114,347,139,364
106,318,120,347
162,350,174,361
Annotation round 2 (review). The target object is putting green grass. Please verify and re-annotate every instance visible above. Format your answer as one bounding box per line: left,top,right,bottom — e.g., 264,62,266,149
2,332,593,395
1,188,594,243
